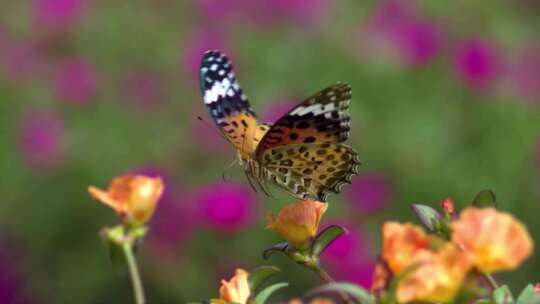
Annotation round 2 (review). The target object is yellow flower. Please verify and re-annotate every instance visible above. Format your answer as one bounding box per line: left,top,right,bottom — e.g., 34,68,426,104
218,268,250,304
451,207,534,273
88,174,164,225
381,222,430,274
266,200,328,249
396,243,472,303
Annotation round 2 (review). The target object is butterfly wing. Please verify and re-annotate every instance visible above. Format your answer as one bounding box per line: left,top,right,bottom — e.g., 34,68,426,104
255,82,352,156
256,83,359,201
200,50,261,154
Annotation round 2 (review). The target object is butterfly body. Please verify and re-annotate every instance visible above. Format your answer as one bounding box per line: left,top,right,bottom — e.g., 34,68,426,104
200,50,360,201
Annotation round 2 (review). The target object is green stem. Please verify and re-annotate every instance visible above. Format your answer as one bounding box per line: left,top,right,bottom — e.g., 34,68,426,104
307,261,354,304
122,242,146,304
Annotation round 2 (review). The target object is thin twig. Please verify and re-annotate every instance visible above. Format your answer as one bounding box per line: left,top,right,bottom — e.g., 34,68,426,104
122,242,146,304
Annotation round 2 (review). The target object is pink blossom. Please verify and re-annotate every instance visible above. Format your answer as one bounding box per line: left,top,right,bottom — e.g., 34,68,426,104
344,173,393,213
359,0,443,66
120,71,164,109
18,110,65,171
321,223,372,263
453,39,501,90
33,0,88,30
55,58,98,104
195,182,258,233
329,260,376,288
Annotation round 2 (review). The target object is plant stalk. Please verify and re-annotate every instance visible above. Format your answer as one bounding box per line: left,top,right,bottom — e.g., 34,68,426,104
307,261,354,304
122,241,146,304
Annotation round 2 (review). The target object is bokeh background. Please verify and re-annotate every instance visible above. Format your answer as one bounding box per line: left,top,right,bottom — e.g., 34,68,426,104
0,0,539,302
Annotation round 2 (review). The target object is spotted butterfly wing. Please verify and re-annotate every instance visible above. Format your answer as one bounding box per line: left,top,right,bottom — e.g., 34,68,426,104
199,50,267,155
256,83,360,201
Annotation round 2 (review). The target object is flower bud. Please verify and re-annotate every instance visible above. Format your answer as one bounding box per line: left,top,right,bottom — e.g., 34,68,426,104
266,200,328,249
88,174,164,226
218,268,250,304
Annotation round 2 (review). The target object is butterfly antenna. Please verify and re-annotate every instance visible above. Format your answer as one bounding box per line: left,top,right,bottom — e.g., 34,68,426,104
197,116,228,142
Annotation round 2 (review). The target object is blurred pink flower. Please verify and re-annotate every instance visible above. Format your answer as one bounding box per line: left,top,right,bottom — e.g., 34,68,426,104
33,0,88,30
359,0,443,66
321,222,372,263
329,260,376,288
344,173,393,213
393,21,443,66
321,221,376,288
505,46,540,104
453,39,501,90
261,98,296,123
18,110,65,171
181,28,230,82
55,58,98,104
120,71,164,109
196,182,258,233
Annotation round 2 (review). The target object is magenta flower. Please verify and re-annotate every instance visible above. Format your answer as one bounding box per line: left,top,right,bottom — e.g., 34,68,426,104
18,110,65,171
55,58,98,104
329,260,376,288
196,182,258,233
453,39,501,90
393,21,443,66
322,222,372,263
120,71,164,109
181,28,230,82
344,173,393,213
359,0,443,66
505,46,540,104
33,0,88,30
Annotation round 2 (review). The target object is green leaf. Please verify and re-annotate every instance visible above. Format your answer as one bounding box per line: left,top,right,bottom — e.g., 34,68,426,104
262,242,288,260
252,282,288,304
248,266,281,292
312,225,348,257
516,284,540,304
472,189,497,208
307,282,375,304
410,204,442,232
493,285,514,304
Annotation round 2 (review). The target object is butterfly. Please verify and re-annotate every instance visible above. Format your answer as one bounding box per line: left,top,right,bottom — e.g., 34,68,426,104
199,50,360,201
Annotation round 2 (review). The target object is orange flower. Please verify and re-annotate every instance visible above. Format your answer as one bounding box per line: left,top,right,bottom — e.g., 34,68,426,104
378,222,472,303
381,222,430,274
88,174,164,225
266,200,328,249
396,243,472,303
451,207,534,273
218,268,250,304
